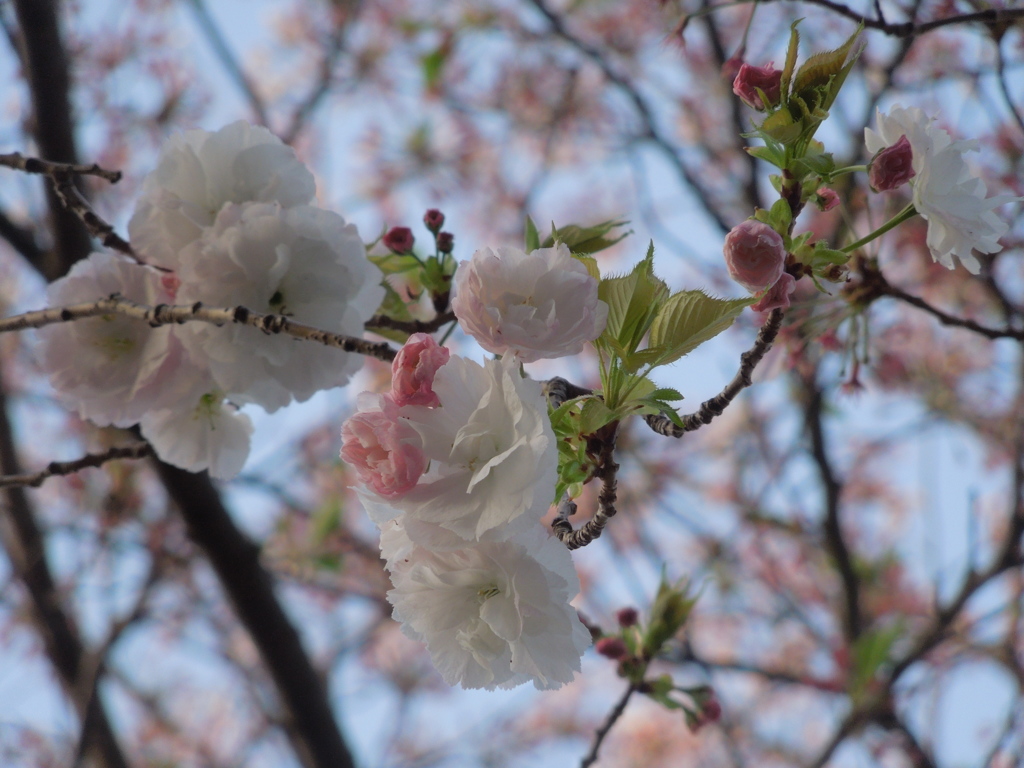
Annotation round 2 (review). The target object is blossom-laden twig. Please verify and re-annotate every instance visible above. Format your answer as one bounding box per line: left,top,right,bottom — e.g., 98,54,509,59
0,295,398,362
0,151,133,256
0,443,154,489
645,308,785,437
580,682,638,768
552,422,619,549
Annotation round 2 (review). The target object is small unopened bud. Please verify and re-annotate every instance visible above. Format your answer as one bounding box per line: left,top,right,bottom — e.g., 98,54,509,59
868,134,915,192
815,187,840,211
423,209,445,233
732,63,783,110
616,607,639,627
383,226,415,254
436,231,454,254
723,220,786,294
596,637,628,660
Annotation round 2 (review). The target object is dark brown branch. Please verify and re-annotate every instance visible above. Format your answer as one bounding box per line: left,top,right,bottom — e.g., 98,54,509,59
0,370,129,768
0,152,133,256
761,0,1024,38
552,424,619,549
542,377,593,408
152,460,356,768
0,443,154,489
580,682,638,768
802,374,861,640
857,262,1024,341
0,206,46,266
645,308,785,437
11,0,93,279
364,311,456,336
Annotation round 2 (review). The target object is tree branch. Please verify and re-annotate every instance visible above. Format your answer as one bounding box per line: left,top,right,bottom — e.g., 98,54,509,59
580,682,637,768
552,423,620,549
0,295,398,362
645,308,785,437
364,311,455,336
0,369,130,768
0,443,154,489
152,460,356,768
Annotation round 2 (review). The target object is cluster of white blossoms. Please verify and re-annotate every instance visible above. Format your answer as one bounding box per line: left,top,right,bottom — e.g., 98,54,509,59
39,122,384,478
866,106,1019,274
341,246,608,689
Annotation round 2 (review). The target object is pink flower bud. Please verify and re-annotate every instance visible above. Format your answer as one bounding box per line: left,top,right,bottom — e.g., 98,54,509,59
423,209,445,233
436,231,454,254
383,226,415,254
724,221,786,293
340,399,426,499
391,333,450,407
750,272,796,313
596,637,628,660
732,63,783,110
616,607,639,627
815,187,840,212
868,134,915,192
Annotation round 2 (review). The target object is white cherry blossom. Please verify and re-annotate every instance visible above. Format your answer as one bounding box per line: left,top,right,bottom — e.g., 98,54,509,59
866,106,1019,273
384,522,591,690
128,121,316,268
174,201,384,411
355,355,557,546
451,244,608,362
37,252,206,427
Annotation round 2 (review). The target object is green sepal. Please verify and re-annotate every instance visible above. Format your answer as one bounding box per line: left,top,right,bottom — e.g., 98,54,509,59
524,216,541,253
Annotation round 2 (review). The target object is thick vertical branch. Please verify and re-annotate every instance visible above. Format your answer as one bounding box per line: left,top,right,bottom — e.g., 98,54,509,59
153,461,356,768
801,373,862,640
11,0,92,278
0,373,129,768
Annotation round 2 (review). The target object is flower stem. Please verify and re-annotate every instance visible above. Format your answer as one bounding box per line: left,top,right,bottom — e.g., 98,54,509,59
842,204,916,254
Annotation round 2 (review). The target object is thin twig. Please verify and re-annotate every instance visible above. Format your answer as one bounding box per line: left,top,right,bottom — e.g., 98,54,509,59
759,0,1024,37
0,152,122,183
364,311,456,335
0,443,154,489
552,424,619,549
0,295,398,362
0,152,132,256
645,308,785,437
580,682,638,768
542,377,593,408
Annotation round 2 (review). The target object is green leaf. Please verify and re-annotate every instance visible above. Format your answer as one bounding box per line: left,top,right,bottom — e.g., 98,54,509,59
793,25,864,112
647,289,753,368
647,387,684,402
746,144,786,169
767,199,793,234
760,106,802,145
524,216,540,253
578,398,617,436
780,20,802,100
542,217,631,255
421,44,449,90
597,242,669,356
369,252,422,275
849,621,902,702
574,254,601,281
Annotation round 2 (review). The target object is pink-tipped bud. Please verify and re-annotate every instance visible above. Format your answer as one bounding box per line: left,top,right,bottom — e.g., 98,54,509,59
391,333,450,407
383,226,415,254
724,220,786,293
868,134,915,192
815,187,840,212
423,209,445,233
436,231,454,254
596,637,628,660
732,63,783,110
616,607,639,627
750,272,796,313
